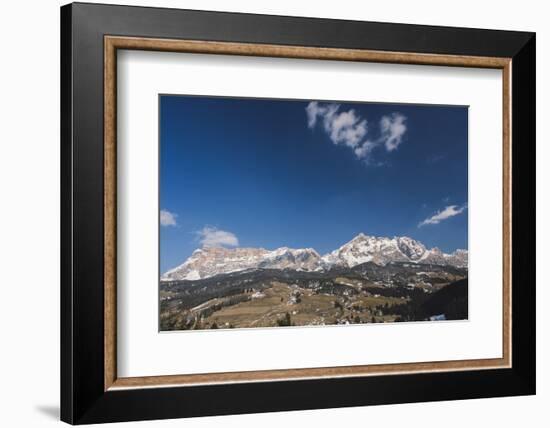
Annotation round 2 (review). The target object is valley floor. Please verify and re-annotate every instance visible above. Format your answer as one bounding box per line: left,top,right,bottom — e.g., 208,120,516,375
160,271,468,331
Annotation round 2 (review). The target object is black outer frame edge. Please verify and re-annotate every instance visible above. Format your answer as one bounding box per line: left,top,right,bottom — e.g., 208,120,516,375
60,2,536,424
510,34,536,391
69,1,533,56
60,4,74,425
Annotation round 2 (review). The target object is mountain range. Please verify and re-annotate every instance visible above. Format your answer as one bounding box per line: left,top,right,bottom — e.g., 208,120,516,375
161,233,468,282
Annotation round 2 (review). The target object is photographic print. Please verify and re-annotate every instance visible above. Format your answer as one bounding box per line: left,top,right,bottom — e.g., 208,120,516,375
159,95,468,331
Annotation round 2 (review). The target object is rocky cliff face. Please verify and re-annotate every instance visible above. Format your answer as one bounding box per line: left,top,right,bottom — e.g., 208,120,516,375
161,233,468,281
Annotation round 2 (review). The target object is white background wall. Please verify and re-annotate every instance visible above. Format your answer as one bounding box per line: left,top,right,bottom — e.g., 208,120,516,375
0,1,546,427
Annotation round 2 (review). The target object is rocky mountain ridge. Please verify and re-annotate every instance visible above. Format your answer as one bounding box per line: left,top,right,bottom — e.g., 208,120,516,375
161,233,467,281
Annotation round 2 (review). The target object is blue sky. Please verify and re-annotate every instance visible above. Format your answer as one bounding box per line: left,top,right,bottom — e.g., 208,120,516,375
160,95,468,273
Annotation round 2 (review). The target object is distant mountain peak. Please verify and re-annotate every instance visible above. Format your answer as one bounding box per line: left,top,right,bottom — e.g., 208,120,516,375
161,234,468,281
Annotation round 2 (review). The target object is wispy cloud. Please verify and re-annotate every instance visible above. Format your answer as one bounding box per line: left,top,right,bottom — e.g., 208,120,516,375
306,102,407,164
306,102,367,149
160,209,178,227
380,113,407,151
426,154,445,164
418,204,467,227
197,226,239,248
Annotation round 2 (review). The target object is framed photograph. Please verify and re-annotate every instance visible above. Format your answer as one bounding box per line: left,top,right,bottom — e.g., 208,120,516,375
61,2,535,424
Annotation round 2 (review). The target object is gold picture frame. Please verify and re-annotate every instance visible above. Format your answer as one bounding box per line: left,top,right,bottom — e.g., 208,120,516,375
103,36,512,391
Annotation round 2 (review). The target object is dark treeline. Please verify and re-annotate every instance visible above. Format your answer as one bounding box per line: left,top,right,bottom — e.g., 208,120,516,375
380,279,468,321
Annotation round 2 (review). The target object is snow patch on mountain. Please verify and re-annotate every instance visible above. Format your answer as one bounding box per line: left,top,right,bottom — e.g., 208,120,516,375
161,246,326,281
161,233,468,281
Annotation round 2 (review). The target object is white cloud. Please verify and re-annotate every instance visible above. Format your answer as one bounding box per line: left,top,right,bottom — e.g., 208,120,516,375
305,101,323,128
353,140,377,160
328,109,368,148
306,102,407,163
380,113,407,151
306,101,367,149
197,226,239,248
418,204,467,227
160,209,177,227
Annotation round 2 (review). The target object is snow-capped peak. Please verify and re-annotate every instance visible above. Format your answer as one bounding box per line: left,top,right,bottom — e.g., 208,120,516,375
161,234,468,281
161,245,326,281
